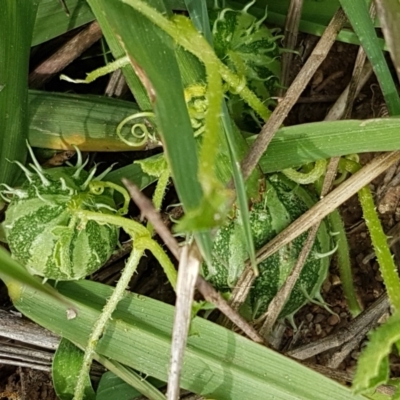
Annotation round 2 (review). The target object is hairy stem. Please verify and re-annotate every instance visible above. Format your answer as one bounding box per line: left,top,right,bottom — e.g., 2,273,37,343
358,185,400,311
74,245,144,400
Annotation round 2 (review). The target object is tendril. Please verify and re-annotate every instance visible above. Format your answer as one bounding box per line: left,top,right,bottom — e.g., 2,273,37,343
282,159,327,185
335,154,360,184
116,112,158,148
184,84,208,137
89,181,130,216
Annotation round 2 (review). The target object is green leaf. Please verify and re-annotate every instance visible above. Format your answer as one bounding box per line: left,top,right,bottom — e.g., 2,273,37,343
87,0,214,262
0,0,39,186
96,372,164,400
339,0,400,115
258,118,400,173
9,277,365,400
105,163,155,191
0,248,73,307
52,338,95,400
353,311,400,393
28,91,143,151
34,0,94,46
226,0,387,49
33,0,187,48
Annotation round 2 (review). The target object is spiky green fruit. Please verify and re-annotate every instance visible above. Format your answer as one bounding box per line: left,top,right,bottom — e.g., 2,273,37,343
207,174,331,321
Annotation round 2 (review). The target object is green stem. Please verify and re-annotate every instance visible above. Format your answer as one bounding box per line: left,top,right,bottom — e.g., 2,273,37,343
60,56,130,84
74,245,144,400
77,210,149,238
78,210,177,290
152,169,169,212
282,159,327,185
358,185,400,311
219,63,271,121
144,238,178,290
328,209,362,316
341,158,400,311
147,169,170,236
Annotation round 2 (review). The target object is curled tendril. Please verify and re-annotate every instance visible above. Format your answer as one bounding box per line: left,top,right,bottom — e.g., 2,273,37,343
89,181,130,216
335,154,360,184
116,112,158,147
282,159,327,185
184,84,208,137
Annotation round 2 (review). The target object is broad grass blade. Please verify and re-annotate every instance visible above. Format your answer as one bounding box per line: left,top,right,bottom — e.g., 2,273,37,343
0,1,39,186
9,276,366,400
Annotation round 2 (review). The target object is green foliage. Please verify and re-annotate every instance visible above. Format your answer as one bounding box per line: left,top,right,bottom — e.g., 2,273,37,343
207,174,331,320
210,3,280,129
353,311,400,394
2,148,122,281
339,0,400,115
96,372,165,400
0,0,39,186
2,0,400,399
52,338,95,400
2,274,365,400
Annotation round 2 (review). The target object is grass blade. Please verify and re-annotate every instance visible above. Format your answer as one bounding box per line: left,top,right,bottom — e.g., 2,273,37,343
5,274,366,400
339,0,400,115
27,91,400,173
28,90,143,151
89,0,202,211
0,0,39,186
374,0,400,82
34,0,94,46
87,0,214,263
258,118,400,172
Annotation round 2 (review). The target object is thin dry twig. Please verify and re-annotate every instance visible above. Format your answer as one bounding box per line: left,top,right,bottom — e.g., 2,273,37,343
229,151,400,314
240,8,347,181
121,178,265,344
29,22,102,88
122,178,180,260
223,9,348,320
287,293,389,360
0,310,59,350
122,178,266,399
279,0,304,93
167,243,201,400
258,224,321,337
